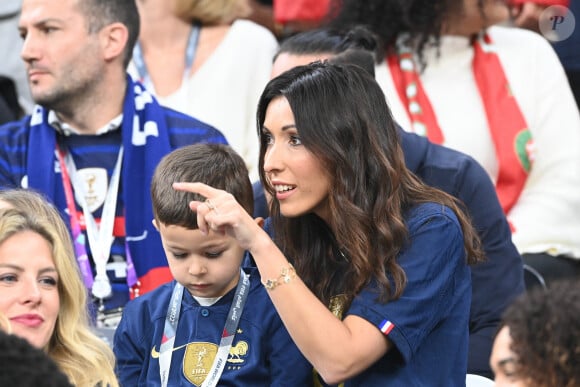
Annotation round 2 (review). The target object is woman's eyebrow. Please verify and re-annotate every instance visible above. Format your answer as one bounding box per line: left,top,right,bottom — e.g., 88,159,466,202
262,124,297,132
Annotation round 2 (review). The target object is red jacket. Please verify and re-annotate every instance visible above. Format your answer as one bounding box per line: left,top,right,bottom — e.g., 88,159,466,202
510,0,569,6
273,0,330,23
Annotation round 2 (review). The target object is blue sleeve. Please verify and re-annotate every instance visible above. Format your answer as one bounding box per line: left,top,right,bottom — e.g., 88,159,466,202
113,298,152,386
347,205,469,363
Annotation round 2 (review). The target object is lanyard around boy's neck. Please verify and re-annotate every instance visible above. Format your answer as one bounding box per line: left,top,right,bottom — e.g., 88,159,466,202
133,22,201,95
159,269,250,387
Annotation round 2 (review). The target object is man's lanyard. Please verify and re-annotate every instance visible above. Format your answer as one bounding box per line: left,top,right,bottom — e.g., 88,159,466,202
133,22,201,95
55,145,93,289
56,144,123,300
159,269,250,387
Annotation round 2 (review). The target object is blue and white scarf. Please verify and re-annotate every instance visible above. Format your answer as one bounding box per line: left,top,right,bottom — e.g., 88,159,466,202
27,76,170,290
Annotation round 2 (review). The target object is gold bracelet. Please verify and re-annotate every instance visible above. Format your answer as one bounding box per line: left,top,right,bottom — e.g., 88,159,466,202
263,264,296,290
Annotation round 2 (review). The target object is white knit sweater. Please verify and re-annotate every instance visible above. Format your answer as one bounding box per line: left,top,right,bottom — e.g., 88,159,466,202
376,26,580,258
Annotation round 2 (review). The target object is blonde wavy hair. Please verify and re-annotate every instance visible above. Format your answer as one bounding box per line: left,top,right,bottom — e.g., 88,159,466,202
0,189,118,387
0,311,11,333
172,0,251,25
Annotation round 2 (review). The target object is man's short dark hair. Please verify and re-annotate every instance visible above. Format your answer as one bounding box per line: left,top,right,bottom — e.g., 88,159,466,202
78,0,140,68
151,143,254,229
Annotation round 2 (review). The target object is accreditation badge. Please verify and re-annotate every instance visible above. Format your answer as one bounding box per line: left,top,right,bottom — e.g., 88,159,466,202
183,342,218,386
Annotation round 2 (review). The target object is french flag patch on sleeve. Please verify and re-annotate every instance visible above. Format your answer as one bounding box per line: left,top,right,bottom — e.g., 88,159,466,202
379,319,395,335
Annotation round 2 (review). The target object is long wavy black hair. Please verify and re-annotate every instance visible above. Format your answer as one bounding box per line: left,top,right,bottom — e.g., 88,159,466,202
257,62,484,308
327,0,485,66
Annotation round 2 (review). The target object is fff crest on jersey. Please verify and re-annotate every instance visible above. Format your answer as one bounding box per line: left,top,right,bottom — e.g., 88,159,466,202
77,167,107,212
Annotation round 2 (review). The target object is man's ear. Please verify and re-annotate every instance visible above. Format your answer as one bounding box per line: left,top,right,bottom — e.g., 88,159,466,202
100,22,128,62
151,218,159,231
254,217,265,228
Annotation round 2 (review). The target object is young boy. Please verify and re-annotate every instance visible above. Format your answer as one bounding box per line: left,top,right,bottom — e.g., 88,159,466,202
113,143,313,386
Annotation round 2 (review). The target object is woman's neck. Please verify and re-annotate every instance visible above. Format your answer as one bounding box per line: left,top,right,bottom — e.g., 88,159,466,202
135,0,196,96
137,0,192,47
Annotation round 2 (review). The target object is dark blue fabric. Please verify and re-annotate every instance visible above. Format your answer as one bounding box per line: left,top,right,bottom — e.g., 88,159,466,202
553,0,580,108
400,130,524,378
344,203,470,386
552,0,580,71
113,267,314,387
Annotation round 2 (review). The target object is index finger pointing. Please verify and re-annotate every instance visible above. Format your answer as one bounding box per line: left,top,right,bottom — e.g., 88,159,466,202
172,182,222,199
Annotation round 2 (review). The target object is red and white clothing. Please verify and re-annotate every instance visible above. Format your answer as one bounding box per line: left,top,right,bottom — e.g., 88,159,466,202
510,0,569,6
376,26,580,258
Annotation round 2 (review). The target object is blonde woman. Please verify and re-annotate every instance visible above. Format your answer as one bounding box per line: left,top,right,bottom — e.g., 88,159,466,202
0,189,118,387
131,0,279,181
0,190,71,251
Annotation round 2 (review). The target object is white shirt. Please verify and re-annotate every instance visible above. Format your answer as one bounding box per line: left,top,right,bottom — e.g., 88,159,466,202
129,19,279,182
376,26,580,258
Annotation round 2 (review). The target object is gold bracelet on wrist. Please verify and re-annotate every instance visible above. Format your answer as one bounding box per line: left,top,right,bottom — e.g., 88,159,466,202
263,264,296,290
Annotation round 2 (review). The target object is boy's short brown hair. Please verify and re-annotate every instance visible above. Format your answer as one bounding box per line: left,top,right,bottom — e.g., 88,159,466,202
151,143,253,228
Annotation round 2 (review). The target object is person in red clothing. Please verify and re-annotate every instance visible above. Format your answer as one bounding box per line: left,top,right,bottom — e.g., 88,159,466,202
247,0,331,39
509,0,570,32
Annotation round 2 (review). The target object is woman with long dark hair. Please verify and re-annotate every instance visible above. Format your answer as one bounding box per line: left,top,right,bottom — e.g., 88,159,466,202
175,62,484,385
